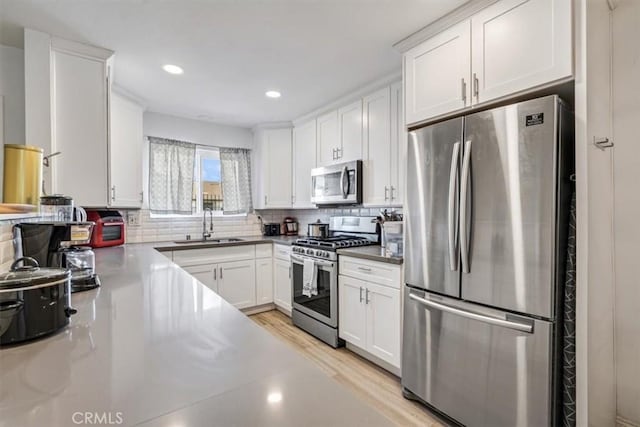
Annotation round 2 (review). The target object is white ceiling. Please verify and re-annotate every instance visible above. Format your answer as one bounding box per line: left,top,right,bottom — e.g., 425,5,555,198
0,0,468,127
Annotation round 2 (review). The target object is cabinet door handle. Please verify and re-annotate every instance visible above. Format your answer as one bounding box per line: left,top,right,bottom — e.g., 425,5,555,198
384,186,389,201
473,73,479,98
332,148,336,160
264,195,268,206
357,266,372,273
111,185,116,201
461,78,467,102
214,268,217,281
219,267,223,279
337,147,342,159
289,266,291,278
390,186,395,201
139,191,144,203
359,286,363,303
365,288,370,304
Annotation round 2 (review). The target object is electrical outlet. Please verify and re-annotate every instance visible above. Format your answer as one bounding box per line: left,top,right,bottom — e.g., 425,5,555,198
126,211,141,227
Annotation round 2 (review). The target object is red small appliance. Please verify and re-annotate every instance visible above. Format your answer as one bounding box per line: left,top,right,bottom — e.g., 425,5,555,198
85,210,125,248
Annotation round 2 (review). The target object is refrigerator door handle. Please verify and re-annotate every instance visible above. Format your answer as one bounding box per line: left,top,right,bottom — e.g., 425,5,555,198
448,141,461,271
459,140,472,273
408,293,534,333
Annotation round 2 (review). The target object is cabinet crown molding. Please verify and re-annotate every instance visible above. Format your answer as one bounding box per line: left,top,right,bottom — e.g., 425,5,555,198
393,0,499,53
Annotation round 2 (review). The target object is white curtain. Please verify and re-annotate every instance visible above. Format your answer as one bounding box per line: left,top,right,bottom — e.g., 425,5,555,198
219,148,253,214
148,137,195,214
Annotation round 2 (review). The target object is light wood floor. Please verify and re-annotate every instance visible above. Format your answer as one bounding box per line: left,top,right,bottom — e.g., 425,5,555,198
250,310,444,427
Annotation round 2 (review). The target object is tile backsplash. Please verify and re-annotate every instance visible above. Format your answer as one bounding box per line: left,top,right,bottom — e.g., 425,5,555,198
124,210,263,243
256,207,402,235
0,215,41,272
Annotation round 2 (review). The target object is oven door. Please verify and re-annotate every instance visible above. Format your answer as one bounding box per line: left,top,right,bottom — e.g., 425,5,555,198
291,253,337,327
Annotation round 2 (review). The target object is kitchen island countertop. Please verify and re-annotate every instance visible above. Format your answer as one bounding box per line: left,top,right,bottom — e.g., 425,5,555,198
0,244,391,427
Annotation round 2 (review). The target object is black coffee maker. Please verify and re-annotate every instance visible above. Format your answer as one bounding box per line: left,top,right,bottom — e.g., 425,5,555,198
13,222,101,293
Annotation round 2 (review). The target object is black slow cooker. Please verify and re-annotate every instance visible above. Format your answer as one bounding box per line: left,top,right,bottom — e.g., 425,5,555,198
0,257,76,346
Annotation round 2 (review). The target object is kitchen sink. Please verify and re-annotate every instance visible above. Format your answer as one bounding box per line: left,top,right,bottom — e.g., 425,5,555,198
173,238,244,244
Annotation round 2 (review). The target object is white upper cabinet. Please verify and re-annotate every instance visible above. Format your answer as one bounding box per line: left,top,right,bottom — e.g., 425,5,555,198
337,100,363,162
109,92,143,208
362,87,392,206
315,100,363,167
316,110,339,167
471,0,572,104
404,20,471,125
260,128,292,208
389,81,406,206
51,46,111,206
403,0,573,125
292,119,316,208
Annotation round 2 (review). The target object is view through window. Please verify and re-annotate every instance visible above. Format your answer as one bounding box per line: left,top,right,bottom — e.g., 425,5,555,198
193,147,223,213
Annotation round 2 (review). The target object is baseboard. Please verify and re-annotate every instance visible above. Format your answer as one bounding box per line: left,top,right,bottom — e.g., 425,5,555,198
242,303,276,316
617,416,640,427
274,305,292,317
345,342,401,377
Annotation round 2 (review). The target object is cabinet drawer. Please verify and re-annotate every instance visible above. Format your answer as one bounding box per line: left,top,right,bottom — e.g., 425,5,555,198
255,243,273,258
339,256,401,289
173,245,256,267
273,244,292,261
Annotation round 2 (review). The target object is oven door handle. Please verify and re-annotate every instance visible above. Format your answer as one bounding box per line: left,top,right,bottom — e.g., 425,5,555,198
291,254,334,268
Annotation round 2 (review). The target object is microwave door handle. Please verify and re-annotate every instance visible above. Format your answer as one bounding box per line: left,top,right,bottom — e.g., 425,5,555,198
340,166,349,199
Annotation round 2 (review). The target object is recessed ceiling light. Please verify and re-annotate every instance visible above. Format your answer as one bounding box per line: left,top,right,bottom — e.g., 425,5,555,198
163,64,184,75
265,90,281,99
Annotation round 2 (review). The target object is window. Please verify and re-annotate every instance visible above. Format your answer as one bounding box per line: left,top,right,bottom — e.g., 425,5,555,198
193,147,223,213
147,137,252,216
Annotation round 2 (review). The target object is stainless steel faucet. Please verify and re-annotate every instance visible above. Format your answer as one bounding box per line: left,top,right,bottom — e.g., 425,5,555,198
202,208,213,240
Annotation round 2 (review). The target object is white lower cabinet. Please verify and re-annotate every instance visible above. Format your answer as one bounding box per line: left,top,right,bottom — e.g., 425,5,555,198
338,276,367,348
218,260,256,309
183,264,218,293
172,244,267,310
339,256,402,369
365,282,401,365
256,257,274,305
273,258,292,313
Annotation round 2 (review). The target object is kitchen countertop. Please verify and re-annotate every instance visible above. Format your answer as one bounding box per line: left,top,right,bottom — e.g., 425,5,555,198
337,245,404,265
153,235,299,252
0,244,391,427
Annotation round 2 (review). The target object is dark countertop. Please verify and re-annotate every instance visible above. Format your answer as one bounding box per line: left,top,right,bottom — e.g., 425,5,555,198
0,244,391,427
337,245,404,265
153,235,299,252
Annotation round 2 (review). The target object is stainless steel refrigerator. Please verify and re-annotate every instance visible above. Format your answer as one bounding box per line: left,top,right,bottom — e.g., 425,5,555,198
402,95,573,427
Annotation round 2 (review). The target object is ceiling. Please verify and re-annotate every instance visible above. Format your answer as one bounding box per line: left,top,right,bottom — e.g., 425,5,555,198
0,0,468,127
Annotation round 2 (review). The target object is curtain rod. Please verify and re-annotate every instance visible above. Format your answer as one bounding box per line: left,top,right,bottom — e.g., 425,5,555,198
145,135,250,151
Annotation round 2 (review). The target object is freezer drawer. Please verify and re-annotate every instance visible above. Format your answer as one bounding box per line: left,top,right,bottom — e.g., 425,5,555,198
402,287,555,427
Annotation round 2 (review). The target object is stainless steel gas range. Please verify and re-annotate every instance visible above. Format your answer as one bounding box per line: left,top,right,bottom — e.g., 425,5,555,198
291,216,378,348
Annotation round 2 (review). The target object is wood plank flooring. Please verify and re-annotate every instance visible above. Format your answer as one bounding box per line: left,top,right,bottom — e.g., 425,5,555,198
250,310,444,427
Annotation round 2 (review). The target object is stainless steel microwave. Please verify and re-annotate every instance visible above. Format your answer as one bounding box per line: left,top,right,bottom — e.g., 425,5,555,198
311,160,362,206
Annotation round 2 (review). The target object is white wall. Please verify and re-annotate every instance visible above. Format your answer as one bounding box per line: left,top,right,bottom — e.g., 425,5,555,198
612,0,640,424
0,44,25,145
574,0,617,425
141,111,255,210
143,111,253,149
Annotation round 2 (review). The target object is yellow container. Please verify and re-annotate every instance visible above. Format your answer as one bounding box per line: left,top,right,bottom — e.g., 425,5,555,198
3,144,43,205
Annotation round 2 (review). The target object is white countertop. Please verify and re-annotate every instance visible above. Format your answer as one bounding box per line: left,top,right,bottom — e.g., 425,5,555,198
0,244,391,427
